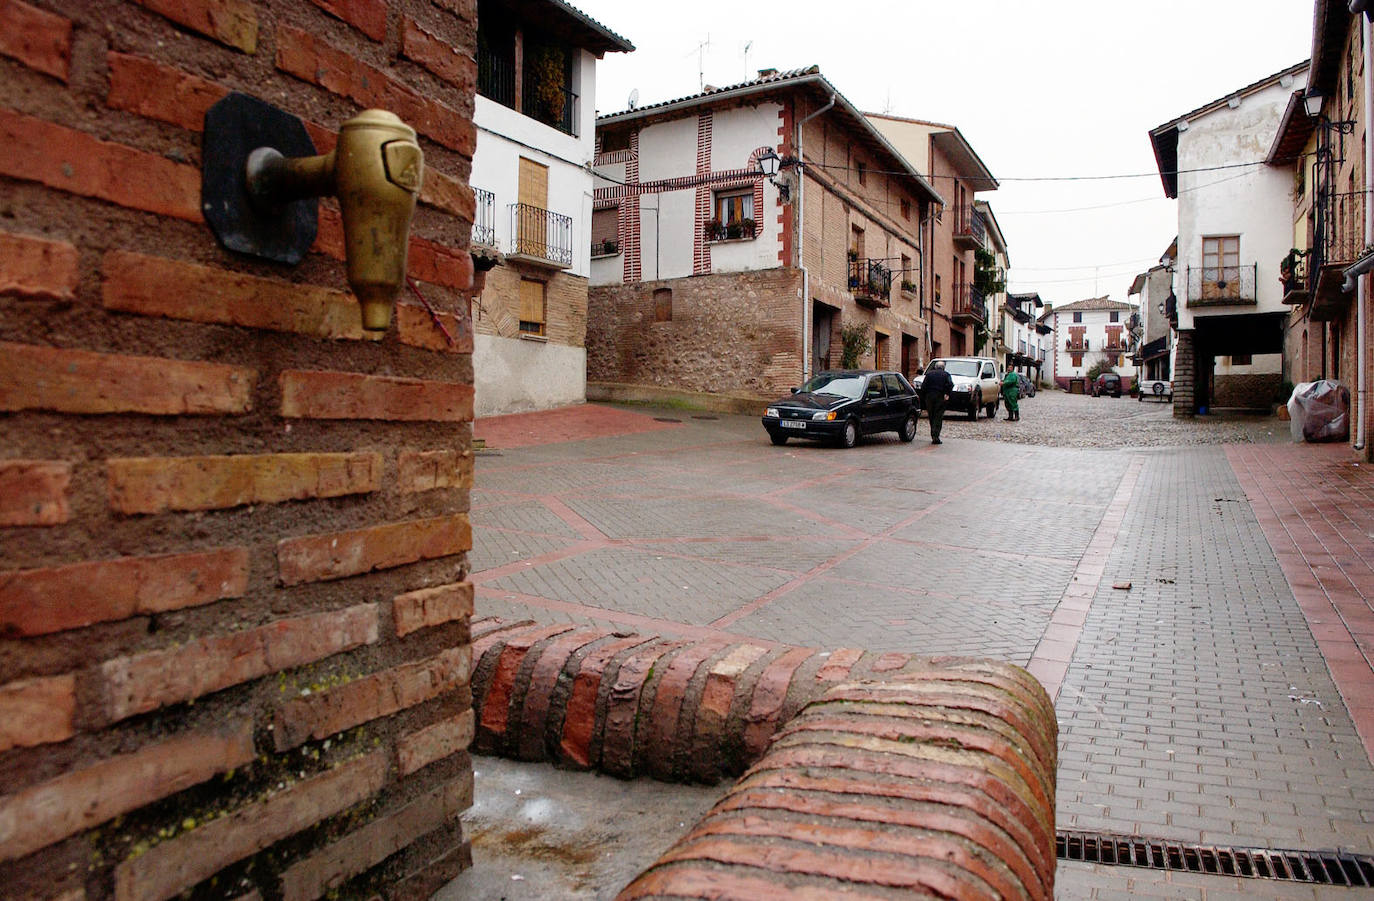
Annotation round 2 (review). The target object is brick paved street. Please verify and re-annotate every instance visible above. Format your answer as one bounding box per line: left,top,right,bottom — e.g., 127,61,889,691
464,392,1374,899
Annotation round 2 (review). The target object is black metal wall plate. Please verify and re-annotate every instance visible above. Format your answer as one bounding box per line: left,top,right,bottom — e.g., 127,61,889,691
202,93,318,265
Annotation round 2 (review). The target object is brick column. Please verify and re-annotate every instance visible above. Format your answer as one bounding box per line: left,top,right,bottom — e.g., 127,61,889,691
1174,328,1197,417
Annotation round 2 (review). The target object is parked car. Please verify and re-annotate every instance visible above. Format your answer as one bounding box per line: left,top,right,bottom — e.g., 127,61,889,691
914,356,1002,420
1138,377,1172,402
1015,372,1036,398
762,370,919,448
1091,373,1122,397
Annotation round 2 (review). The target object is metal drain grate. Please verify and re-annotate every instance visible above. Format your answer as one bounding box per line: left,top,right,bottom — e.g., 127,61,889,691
1056,830,1374,886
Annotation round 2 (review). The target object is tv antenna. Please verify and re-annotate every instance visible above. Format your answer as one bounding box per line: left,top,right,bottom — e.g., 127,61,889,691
687,34,711,91
627,88,639,110
742,40,752,80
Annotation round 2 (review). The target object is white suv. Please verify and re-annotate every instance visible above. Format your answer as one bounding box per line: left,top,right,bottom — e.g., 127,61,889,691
919,356,1003,420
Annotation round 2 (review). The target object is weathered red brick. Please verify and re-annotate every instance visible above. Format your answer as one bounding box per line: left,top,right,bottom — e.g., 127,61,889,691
697,644,768,724
0,109,202,221
0,547,249,638
0,0,71,80
815,647,864,681
0,231,78,300
408,236,475,290
0,342,253,415
279,369,473,422
558,635,652,767
397,709,474,776
99,603,379,723
108,452,382,514
0,460,71,526
396,448,472,494
742,646,814,758
113,750,388,901
601,640,681,776
105,53,226,131
400,17,475,88
275,27,475,154
0,673,75,752
479,625,576,745
395,300,474,354
872,652,910,672
132,0,257,53
418,169,476,223
392,581,473,637
308,0,386,41
277,514,470,585
0,722,254,862
620,865,889,901
273,646,471,750
390,840,472,901
642,640,727,780
516,630,605,761
279,772,471,901
102,251,373,340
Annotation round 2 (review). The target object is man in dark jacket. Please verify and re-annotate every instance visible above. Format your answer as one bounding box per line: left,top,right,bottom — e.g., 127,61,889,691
921,360,954,444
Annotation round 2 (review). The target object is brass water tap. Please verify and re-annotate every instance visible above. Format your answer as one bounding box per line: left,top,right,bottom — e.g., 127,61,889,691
244,111,424,332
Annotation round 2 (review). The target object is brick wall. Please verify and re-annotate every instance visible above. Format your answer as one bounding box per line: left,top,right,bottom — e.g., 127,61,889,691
1,1,478,898
474,265,587,348
587,268,805,396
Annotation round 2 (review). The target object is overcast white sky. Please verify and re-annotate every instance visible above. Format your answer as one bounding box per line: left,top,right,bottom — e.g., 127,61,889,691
573,0,1314,306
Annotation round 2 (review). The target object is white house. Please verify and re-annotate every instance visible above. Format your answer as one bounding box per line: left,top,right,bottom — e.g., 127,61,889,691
1129,239,1178,386
469,0,632,417
1047,296,1139,390
1149,61,1309,413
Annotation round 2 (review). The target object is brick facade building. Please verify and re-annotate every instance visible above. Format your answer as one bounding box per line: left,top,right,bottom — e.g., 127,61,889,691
1,0,481,897
588,67,941,401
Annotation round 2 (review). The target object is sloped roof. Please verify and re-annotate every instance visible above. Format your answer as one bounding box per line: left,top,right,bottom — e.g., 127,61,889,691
1053,295,1135,313
597,67,944,206
518,0,633,55
868,113,998,191
1148,59,1309,197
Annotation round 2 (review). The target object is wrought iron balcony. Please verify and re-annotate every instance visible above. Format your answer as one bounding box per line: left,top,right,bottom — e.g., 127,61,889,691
1185,264,1258,308
472,187,496,248
508,203,573,268
848,258,893,308
951,284,986,323
1311,190,1364,320
952,207,985,249
523,82,578,137
477,45,516,108
705,219,757,242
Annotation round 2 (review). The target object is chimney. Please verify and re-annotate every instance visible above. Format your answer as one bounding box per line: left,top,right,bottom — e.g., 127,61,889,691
757,67,779,79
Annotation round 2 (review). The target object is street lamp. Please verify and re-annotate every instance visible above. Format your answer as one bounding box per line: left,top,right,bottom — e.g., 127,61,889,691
755,149,799,202
1303,90,1325,119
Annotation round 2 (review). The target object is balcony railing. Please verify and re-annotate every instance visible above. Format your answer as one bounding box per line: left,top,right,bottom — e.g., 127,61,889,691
1320,190,1365,268
477,45,516,108
848,258,893,308
952,207,986,248
1185,264,1258,307
472,187,496,248
523,83,578,137
508,202,573,268
705,219,756,242
951,284,986,323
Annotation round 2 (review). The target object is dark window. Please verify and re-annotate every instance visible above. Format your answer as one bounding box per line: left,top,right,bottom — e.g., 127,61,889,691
653,288,672,322
856,161,867,186
600,129,630,153
1110,311,1119,322
900,198,911,220
476,1,516,108
1232,353,1252,365
1072,311,1082,323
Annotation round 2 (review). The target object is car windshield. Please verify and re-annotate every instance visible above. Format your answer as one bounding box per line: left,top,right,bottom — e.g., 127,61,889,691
942,360,980,378
800,374,867,399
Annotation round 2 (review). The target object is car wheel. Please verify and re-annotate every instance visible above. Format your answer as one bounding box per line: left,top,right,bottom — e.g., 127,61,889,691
985,398,998,419
839,419,859,448
969,391,980,420
769,431,788,446
899,411,917,442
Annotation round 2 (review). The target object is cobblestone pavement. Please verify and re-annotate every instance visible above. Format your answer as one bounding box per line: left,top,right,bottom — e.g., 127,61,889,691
465,392,1374,899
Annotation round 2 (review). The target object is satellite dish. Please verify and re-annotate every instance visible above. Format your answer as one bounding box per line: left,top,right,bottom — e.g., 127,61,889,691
627,88,639,110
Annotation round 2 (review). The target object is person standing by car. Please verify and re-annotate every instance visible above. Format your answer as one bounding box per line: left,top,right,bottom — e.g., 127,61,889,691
1001,369,1020,421
921,360,954,444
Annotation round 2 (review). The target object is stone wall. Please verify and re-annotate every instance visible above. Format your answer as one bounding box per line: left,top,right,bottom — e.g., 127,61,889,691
0,1,478,898
1173,329,1196,417
1213,373,1283,409
588,268,805,397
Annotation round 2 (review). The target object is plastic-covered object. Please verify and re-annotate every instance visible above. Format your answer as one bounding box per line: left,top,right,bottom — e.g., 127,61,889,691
1287,380,1350,442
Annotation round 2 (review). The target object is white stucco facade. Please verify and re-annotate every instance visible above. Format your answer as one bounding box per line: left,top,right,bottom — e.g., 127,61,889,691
470,47,600,417
1049,301,1139,386
591,101,786,285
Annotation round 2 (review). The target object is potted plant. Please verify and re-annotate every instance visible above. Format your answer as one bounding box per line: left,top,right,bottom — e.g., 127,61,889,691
705,218,723,241
726,220,743,239
740,218,756,238
901,280,917,294
846,249,859,262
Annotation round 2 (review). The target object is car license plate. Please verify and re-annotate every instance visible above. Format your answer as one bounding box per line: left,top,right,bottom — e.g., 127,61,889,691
781,420,806,429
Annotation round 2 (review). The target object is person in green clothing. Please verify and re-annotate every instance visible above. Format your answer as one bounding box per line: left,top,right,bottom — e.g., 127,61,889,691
1001,369,1020,421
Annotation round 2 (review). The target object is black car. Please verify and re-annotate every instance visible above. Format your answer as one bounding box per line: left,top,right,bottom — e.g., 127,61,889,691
1092,373,1122,397
762,370,920,448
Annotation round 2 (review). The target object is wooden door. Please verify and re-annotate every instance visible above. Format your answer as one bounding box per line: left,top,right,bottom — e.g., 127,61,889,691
518,157,549,256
